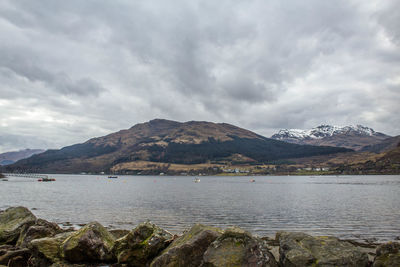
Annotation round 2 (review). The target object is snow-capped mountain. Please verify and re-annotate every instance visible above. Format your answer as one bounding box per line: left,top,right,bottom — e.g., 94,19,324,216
271,125,390,151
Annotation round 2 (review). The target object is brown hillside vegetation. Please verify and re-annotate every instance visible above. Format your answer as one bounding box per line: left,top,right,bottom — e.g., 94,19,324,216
3,119,350,174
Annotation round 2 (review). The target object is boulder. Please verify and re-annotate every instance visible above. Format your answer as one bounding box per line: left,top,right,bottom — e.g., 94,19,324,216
373,242,400,267
60,222,115,263
151,224,222,267
109,229,130,239
113,221,173,266
0,207,36,245
278,232,369,267
30,232,72,264
0,247,31,267
202,227,278,267
17,218,63,247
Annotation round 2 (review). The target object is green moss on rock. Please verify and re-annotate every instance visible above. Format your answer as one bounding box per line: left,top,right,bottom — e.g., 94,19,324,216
0,207,36,245
151,224,222,267
203,227,278,267
61,221,115,263
278,232,369,267
112,221,173,266
373,242,400,267
30,232,72,264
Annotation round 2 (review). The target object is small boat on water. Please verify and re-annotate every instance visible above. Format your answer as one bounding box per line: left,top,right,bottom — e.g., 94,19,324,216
1,178,8,181
38,178,56,182
194,178,200,183
249,179,255,183
108,176,118,179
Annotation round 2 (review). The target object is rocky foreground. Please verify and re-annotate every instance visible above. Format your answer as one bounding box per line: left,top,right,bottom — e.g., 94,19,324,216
0,207,399,267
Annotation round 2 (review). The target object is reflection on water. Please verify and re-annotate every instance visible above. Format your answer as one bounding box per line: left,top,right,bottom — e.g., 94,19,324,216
1,175,399,241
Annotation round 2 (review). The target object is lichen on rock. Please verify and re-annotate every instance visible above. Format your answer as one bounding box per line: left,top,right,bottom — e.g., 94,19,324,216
17,218,63,247
60,221,115,263
373,241,400,267
30,232,72,264
0,206,37,245
112,221,173,266
150,224,222,267
202,226,278,267
277,231,369,267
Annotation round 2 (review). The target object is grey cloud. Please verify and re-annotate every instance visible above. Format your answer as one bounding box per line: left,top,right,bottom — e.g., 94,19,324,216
0,0,399,152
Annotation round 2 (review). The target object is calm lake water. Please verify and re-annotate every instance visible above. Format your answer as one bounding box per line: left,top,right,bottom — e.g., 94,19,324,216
1,174,399,241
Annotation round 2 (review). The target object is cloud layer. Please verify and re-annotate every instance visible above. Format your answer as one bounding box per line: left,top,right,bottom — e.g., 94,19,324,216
0,0,399,152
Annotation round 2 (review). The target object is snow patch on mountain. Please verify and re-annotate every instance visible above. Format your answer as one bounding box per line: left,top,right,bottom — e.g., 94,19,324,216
272,125,381,140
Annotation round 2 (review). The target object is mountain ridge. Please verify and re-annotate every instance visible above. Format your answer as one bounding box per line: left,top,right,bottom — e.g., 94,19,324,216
271,124,389,150
0,149,45,166
3,119,351,173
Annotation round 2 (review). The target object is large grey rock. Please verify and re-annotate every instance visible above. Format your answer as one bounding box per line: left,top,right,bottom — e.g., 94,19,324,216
17,218,63,247
113,221,173,266
0,207,36,245
373,242,400,267
202,227,278,267
278,232,369,267
30,232,72,265
151,224,222,267
60,222,115,263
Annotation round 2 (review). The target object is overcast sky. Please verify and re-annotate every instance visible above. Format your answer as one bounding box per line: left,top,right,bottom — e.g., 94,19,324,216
0,0,399,152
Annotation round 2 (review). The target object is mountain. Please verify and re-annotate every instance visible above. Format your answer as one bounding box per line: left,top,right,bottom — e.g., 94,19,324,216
271,125,389,151
3,119,351,173
336,142,400,174
0,149,45,165
360,135,400,153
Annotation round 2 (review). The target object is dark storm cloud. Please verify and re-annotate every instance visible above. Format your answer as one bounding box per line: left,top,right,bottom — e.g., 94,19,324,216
0,0,399,152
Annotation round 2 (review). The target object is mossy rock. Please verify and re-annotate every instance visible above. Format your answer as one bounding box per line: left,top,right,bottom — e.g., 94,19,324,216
373,242,400,267
30,232,72,264
0,247,31,266
278,232,369,267
60,222,115,263
203,227,278,267
109,229,130,239
17,218,63,247
151,224,222,267
112,221,173,266
0,207,36,245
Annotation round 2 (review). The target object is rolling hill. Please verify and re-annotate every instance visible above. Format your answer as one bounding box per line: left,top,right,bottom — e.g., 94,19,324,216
0,149,45,165
360,135,400,153
2,119,351,173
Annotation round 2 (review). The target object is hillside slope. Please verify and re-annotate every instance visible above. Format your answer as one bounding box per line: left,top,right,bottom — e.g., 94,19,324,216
336,142,400,174
271,125,389,150
3,119,351,173
360,135,400,153
0,149,45,165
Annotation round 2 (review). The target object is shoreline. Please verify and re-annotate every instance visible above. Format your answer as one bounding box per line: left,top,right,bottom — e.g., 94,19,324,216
1,207,399,266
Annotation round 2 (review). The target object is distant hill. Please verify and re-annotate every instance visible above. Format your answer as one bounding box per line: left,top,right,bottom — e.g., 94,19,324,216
271,125,389,151
0,149,45,165
360,135,400,153
336,142,400,174
3,119,351,173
